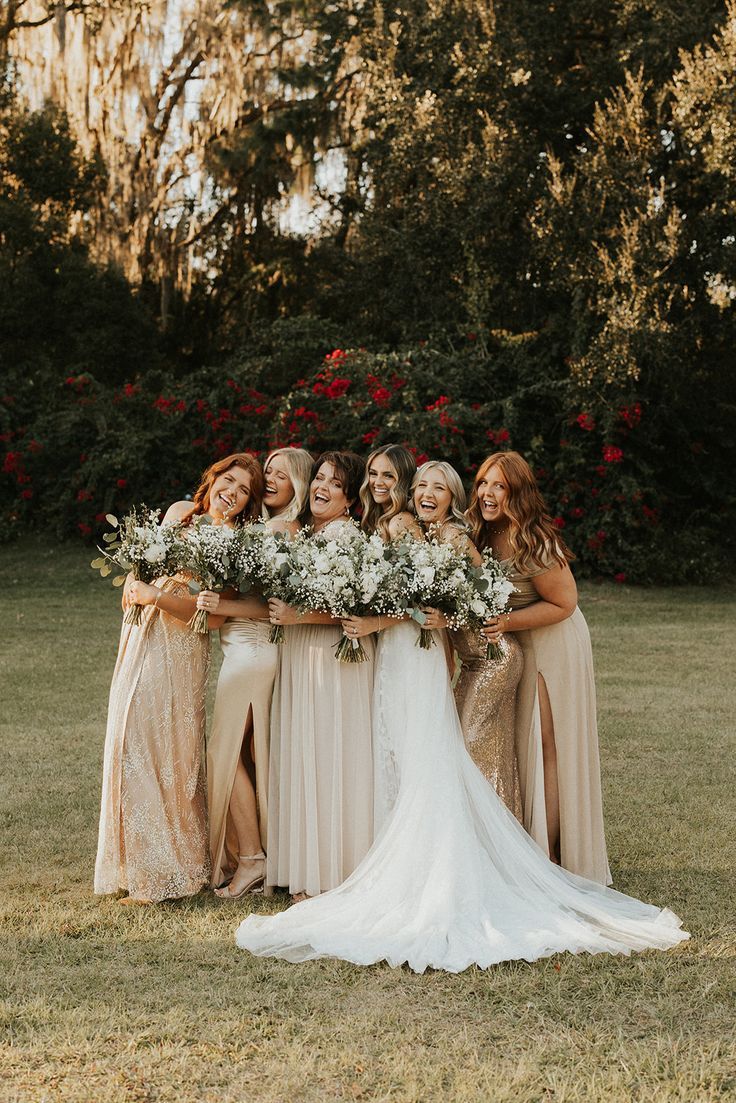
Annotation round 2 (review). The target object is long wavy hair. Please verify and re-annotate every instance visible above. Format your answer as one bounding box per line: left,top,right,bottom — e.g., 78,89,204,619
466,451,573,570
189,453,264,524
359,444,417,539
261,447,314,522
412,460,469,530
298,450,366,525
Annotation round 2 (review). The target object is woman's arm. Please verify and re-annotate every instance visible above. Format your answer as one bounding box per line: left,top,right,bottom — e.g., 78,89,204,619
128,579,226,629
483,562,577,638
196,590,270,620
440,523,483,567
268,598,339,626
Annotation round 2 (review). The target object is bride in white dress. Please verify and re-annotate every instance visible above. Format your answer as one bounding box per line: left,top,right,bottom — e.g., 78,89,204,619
235,459,688,973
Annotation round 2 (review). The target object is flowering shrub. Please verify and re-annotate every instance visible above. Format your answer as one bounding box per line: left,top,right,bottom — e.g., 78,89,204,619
1,335,730,582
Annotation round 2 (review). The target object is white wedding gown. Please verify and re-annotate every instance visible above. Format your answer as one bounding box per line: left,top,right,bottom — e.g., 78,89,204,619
235,623,688,973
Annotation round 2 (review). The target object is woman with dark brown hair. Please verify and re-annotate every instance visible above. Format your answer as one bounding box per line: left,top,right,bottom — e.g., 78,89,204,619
266,450,376,900
94,453,263,904
467,451,611,885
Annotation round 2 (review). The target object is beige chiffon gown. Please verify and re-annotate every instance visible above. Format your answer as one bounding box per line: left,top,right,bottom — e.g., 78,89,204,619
509,558,612,885
267,623,375,897
450,627,523,819
208,617,278,888
94,576,210,902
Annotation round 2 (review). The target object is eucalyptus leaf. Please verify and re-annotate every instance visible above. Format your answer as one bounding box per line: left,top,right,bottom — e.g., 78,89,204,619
100,565,112,578
103,532,118,543
90,557,106,569
112,575,126,587
105,514,118,526
411,608,427,625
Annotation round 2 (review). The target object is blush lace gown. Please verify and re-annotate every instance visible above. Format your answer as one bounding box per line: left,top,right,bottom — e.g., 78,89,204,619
235,622,687,973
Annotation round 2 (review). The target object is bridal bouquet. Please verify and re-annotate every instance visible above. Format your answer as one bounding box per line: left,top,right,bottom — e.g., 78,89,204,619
254,527,300,644
283,521,377,662
390,532,474,649
177,516,240,633
90,505,184,626
465,549,517,660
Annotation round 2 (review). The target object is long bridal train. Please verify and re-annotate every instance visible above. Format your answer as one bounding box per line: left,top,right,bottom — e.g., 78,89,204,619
236,623,687,974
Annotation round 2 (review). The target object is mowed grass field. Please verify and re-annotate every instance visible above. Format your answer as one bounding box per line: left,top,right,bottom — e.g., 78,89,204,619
0,538,734,1103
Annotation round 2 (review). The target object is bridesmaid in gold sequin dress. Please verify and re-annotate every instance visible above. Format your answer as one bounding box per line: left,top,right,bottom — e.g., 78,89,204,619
196,448,313,899
473,451,611,885
94,453,261,904
450,626,523,819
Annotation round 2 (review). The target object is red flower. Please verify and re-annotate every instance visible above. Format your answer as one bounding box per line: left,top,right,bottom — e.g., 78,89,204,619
614,572,627,584
425,395,451,412
371,386,391,407
153,396,173,412
78,522,92,537
196,399,208,413
123,383,139,398
576,412,596,432
416,452,429,465
642,504,659,523
325,349,347,363
486,428,510,445
21,489,33,500
116,478,127,489
2,451,21,473
596,529,607,541
254,405,269,416
362,428,379,445
27,439,42,454
325,378,351,399
466,332,477,341
76,489,93,502
226,379,241,392
65,376,76,386
602,444,623,464
552,516,565,529
571,507,585,519
618,402,641,429
95,512,107,522
175,400,186,413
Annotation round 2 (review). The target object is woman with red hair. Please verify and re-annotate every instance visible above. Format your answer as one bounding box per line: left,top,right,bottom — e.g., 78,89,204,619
467,450,610,885
94,453,263,904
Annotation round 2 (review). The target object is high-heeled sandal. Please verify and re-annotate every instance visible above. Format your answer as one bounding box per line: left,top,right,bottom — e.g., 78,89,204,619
214,852,266,899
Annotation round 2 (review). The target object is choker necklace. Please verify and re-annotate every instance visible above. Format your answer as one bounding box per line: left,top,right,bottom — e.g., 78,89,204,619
487,523,508,537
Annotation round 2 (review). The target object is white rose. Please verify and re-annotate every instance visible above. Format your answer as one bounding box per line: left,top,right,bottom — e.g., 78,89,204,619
143,542,167,563
470,598,487,616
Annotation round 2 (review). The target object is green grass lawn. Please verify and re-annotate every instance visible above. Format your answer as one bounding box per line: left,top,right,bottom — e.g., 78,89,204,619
1,538,734,1102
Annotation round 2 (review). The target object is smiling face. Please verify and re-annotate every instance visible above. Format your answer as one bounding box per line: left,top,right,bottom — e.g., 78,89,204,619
476,463,509,525
367,453,399,512
413,468,453,526
208,465,253,521
263,453,295,515
310,461,350,524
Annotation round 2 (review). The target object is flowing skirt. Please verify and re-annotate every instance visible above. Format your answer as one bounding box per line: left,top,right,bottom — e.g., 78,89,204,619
236,623,687,973
266,623,375,896
208,618,278,888
515,609,611,884
95,579,210,902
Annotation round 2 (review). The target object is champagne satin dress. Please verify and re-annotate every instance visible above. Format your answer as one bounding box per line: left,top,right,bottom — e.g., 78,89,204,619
510,559,612,885
94,576,210,902
450,627,523,819
208,617,278,888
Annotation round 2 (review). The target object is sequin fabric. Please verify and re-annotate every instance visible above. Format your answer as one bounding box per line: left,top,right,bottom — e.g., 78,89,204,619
450,626,523,820
94,575,210,902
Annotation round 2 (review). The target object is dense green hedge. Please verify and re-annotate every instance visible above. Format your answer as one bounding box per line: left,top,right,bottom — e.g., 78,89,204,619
1,332,726,582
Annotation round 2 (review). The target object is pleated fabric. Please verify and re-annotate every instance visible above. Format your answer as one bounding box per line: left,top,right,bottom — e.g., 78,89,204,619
266,623,375,897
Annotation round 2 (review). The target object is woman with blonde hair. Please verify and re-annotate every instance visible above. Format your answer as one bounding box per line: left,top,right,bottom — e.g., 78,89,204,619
198,446,313,899
235,453,684,971
469,450,611,884
95,453,262,903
